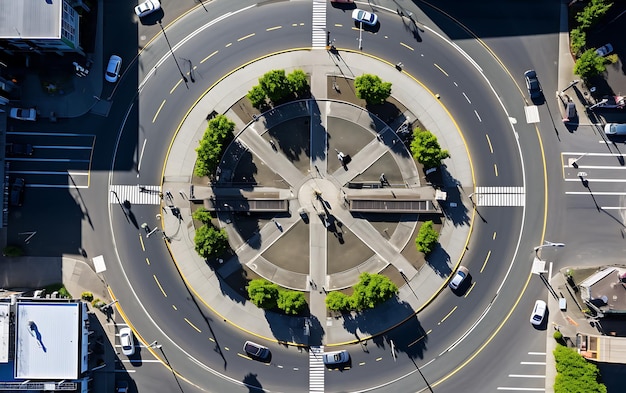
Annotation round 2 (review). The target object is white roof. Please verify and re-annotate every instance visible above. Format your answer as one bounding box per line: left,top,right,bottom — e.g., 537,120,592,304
0,0,61,39
15,302,80,379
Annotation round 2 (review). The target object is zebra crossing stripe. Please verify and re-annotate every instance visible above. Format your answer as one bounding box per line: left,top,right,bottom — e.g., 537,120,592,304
309,346,325,392
474,186,525,207
109,185,161,205
312,0,327,48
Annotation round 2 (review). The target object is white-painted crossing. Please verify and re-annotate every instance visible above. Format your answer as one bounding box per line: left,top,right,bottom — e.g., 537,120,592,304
312,0,327,48
309,346,325,392
473,186,525,207
109,185,161,205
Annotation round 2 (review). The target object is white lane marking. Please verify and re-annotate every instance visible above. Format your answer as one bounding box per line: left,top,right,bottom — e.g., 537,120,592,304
528,352,546,355
497,388,544,391
309,346,325,392
312,0,327,48
520,361,546,365
564,165,626,170
474,110,482,122
462,92,471,103
565,178,626,182
508,374,545,378
138,139,147,174
566,191,626,195
563,152,625,156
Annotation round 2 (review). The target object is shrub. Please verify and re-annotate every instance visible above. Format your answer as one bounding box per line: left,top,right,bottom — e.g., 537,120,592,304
247,279,280,310
91,298,106,309
415,220,439,254
354,74,392,105
326,291,350,311
58,287,72,298
192,208,213,224
194,225,229,259
194,114,235,177
277,290,307,315
3,245,24,257
81,292,94,301
570,28,586,57
350,272,398,310
288,69,309,98
575,0,612,30
259,70,292,103
553,345,606,393
410,127,450,169
247,85,267,110
574,49,606,80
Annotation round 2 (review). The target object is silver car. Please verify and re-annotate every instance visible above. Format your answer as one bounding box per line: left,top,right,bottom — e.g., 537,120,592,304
352,9,378,26
449,266,469,290
135,0,161,17
243,341,270,360
323,350,350,366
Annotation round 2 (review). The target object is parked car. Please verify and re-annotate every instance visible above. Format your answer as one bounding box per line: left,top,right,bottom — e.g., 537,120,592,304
352,9,378,26
243,341,270,360
530,300,547,326
115,381,129,393
604,123,626,136
6,143,34,156
119,327,135,356
9,178,25,207
596,43,613,57
135,0,160,17
449,266,469,290
524,70,542,100
323,350,350,366
105,55,122,83
9,107,36,121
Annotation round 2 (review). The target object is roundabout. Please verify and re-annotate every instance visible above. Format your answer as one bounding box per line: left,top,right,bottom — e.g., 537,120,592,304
105,2,545,392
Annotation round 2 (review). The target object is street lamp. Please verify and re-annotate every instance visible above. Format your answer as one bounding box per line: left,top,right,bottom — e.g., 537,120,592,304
357,21,363,50
534,241,565,258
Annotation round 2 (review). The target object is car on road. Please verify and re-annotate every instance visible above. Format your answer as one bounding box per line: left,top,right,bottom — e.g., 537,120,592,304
135,0,160,17
449,266,469,290
6,143,34,156
596,43,613,57
9,178,25,207
105,55,122,83
352,9,378,26
119,327,135,356
530,300,547,326
604,123,626,136
323,350,350,366
243,341,270,360
524,70,542,100
115,381,129,393
9,107,36,121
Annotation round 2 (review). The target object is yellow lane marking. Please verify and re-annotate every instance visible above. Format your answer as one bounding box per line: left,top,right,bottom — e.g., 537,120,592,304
334,24,343,27
299,23,304,26
145,257,150,265
238,353,252,360
153,275,167,297
291,23,298,27
184,318,202,333
408,329,431,347
224,347,229,351
359,362,366,366
208,337,215,343
493,232,497,240
200,50,218,64
169,79,183,94
480,250,491,273
266,26,281,31
464,282,476,298
494,164,498,176
434,63,449,77
172,305,177,310
238,33,255,42
139,234,145,251
485,134,493,153
225,42,232,48
439,306,457,325
152,99,166,123
375,357,383,362
352,27,360,31
400,42,414,51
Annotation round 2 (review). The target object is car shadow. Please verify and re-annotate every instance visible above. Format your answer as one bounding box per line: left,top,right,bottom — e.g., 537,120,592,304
449,273,472,296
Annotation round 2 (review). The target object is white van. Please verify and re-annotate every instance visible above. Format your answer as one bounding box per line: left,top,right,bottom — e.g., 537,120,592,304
604,123,626,135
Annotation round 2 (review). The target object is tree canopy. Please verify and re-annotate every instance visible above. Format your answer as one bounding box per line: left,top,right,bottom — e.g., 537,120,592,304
410,127,450,169
194,225,229,259
194,114,235,177
415,220,439,254
354,74,392,105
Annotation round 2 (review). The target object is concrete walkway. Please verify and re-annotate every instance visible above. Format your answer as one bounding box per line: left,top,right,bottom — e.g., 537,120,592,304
162,49,473,345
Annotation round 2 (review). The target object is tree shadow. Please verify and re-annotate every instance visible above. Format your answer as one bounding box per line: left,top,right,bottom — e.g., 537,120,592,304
425,243,452,278
242,372,265,393
264,307,325,346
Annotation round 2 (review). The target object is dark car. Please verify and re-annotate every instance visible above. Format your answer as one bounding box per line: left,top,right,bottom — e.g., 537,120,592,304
6,143,34,156
10,178,25,207
524,70,542,100
243,341,270,361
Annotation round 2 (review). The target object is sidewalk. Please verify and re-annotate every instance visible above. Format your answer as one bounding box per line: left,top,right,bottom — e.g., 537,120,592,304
161,49,473,346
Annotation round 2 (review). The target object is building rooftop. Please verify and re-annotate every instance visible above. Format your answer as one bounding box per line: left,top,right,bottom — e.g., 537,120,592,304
579,267,626,315
0,0,61,40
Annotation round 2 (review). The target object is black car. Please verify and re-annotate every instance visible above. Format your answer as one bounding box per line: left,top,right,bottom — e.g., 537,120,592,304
524,70,542,100
10,178,25,207
243,341,270,361
6,143,33,156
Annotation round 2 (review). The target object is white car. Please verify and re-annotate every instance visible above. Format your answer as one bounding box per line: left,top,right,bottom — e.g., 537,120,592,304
604,123,626,136
352,9,378,26
9,108,36,121
119,327,135,356
135,0,160,17
323,350,350,366
596,43,613,57
105,55,122,83
530,300,547,326
449,266,469,290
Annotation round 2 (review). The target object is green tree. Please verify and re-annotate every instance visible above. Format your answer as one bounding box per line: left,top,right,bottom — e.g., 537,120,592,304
553,345,606,393
259,70,292,103
326,291,350,311
247,84,267,110
247,279,280,309
574,49,606,80
575,0,612,30
277,290,307,315
410,127,450,169
192,207,213,224
354,74,392,105
194,225,229,258
288,69,309,98
570,28,586,57
349,273,398,310
194,114,235,177
415,220,439,254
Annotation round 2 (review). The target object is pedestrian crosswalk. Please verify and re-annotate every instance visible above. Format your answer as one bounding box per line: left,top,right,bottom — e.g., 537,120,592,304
309,346,325,392
312,0,327,48
473,186,525,207
109,184,161,205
